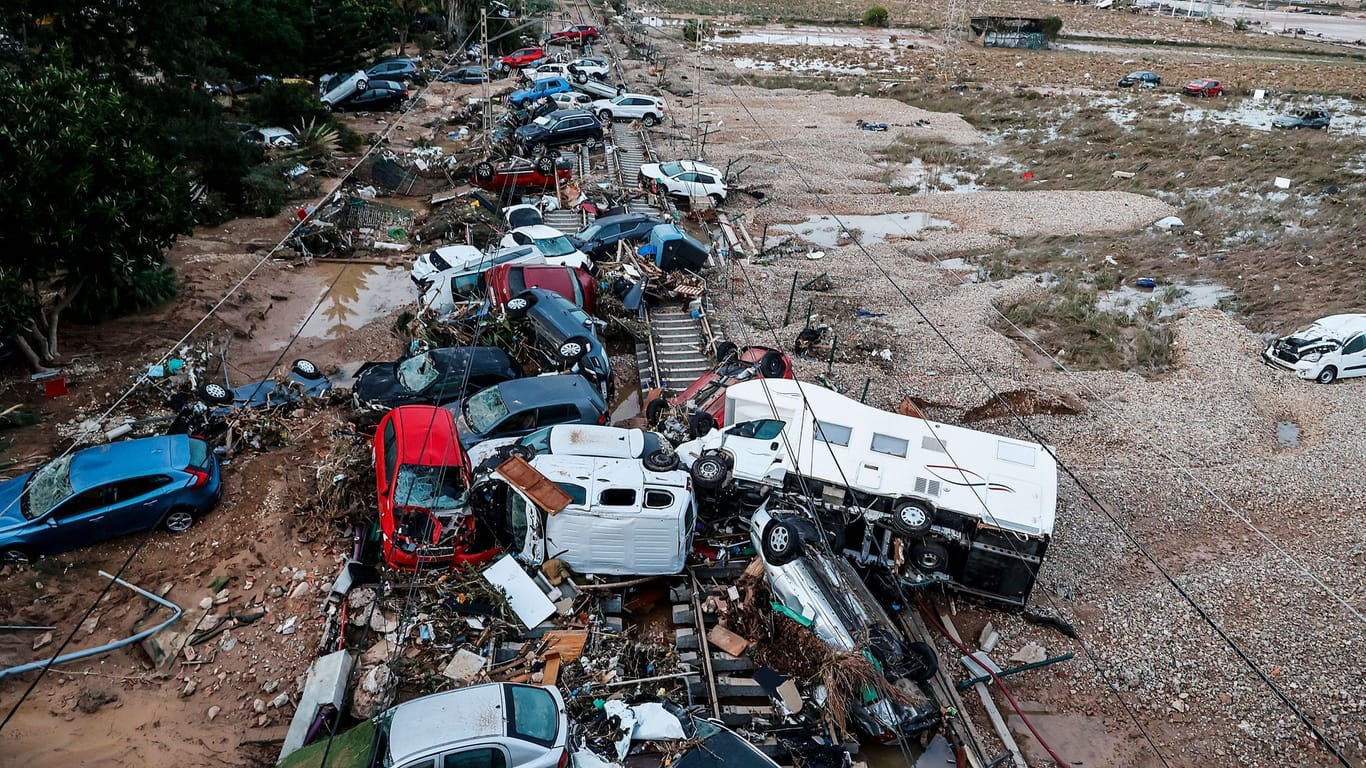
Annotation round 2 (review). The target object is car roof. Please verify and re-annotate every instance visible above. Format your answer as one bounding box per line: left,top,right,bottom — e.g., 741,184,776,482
70,435,186,492
430,345,518,372
1305,314,1366,336
495,374,600,406
658,159,721,175
546,108,592,119
546,425,646,457
386,684,506,764
513,224,568,238
380,406,463,467
584,212,655,228
529,454,689,491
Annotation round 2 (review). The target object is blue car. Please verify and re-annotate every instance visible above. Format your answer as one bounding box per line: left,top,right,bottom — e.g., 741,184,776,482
446,375,609,450
506,288,612,399
367,58,422,82
0,435,222,564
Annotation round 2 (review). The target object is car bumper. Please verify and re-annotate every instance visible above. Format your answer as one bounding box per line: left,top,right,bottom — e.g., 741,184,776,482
1260,351,1316,378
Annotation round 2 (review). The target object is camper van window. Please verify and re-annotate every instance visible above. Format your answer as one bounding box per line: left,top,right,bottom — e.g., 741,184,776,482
644,490,674,508
599,488,637,506
815,421,852,447
732,419,784,440
870,433,909,458
997,441,1037,467
554,482,587,505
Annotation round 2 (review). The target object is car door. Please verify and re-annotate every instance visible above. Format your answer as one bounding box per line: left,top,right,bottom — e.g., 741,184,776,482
41,486,117,552
719,419,788,483
1339,333,1366,378
108,475,178,534
438,746,509,768
535,404,582,430
692,172,719,196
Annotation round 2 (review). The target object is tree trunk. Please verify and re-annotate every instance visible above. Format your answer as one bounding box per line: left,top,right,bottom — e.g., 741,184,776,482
12,335,51,373
42,278,83,360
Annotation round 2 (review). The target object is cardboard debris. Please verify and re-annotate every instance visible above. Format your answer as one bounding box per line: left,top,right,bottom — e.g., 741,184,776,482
442,648,487,682
708,625,750,657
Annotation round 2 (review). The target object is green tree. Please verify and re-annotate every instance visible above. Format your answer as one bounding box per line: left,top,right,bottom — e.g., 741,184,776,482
0,66,194,369
863,6,889,27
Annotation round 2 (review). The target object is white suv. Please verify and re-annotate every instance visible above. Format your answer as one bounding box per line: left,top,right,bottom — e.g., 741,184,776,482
592,94,666,126
1263,313,1366,384
639,160,728,203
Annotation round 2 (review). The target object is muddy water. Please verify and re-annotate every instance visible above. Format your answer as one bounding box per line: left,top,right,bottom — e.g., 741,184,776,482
1276,420,1301,448
295,263,415,342
862,733,963,768
770,213,954,250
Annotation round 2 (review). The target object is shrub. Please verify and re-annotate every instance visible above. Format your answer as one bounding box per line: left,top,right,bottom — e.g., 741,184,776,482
683,19,711,42
242,161,292,217
1040,16,1063,39
863,6,889,27
68,261,179,322
244,82,331,129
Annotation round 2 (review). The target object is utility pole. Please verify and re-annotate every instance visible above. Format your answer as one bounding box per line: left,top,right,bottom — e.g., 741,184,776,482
481,8,491,138
940,0,968,81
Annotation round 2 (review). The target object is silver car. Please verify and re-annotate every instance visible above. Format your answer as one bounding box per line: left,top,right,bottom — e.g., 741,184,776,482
383,683,569,768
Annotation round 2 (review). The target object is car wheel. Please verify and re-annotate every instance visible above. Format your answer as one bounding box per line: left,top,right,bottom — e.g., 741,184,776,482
688,410,716,439
904,641,940,683
642,113,659,127
644,449,680,473
762,520,802,566
758,350,787,379
584,136,599,149
1316,366,1338,385
534,156,555,175
291,359,322,379
1,548,31,565
505,291,537,318
507,444,536,461
597,109,613,122
356,78,368,92
892,500,934,536
574,71,589,84
164,508,197,533
690,450,729,491
474,161,496,182
712,340,738,363
911,542,949,574
557,335,592,364
198,382,234,406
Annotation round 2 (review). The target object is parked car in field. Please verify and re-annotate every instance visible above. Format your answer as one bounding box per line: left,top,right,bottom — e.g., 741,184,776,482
280,683,569,768
471,156,572,194
439,65,489,84
1117,70,1161,88
508,76,572,107
479,453,695,575
500,225,592,270
419,245,547,314
566,57,610,82
0,435,221,563
448,374,610,449
549,90,594,110
569,212,664,260
505,288,612,397
640,159,728,203
547,24,599,44
646,345,793,435
1272,108,1331,129
497,46,546,72
485,263,598,313
1181,77,1224,97
1262,313,1366,383
373,406,497,571
242,126,297,147
749,500,941,743
334,81,407,111
367,58,422,83
513,109,604,154
467,424,674,472
353,347,523,412
592,93,666,126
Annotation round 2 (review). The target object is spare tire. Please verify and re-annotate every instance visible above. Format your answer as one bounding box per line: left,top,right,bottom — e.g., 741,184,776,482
644,394,672,427
690,450,728,491
892,500,934,536
910,542,949,574
688,410,716,438
762,520,802,566
474,161,496,182
291,359,323,379
197,382,235,406
712,340,738,363
759,350,788,379
643,449,680,473
557,335,593,364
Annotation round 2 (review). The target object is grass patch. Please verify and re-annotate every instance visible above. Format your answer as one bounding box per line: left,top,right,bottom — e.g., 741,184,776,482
999,278,1176,373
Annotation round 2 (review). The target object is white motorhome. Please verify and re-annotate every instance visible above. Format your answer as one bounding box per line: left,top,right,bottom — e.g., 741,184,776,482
485,455,696,576
676,378,1058,607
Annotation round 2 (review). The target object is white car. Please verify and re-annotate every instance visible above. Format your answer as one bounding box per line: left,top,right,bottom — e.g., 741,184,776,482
242,126,297,147
319,70,368,107
1263,313,1366,384
527,62,570,81
571,76,621,100
566,57,610,82
411,244,484,291
417,244,546,314
468,424,676,471
500,225,591,271
549,90,594,110
639,160,728,203
592,94,666,126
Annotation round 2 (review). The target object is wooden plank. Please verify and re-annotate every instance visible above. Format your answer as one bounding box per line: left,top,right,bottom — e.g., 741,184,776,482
542,652,562,686
939,609,1024,768
494,456,571,514
708,625,750,657
689,572,722,719
541,630,589,663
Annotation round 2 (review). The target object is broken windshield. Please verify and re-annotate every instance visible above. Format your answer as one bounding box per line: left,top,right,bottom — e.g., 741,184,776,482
394,465,467,512
396,352,441,392
535,235,576,257
24,454,75,520
464,386,509,434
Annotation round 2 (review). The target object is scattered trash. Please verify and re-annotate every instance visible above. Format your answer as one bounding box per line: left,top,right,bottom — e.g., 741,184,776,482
482,555,556,629
1274,177,1292,189
1153,216,1184,230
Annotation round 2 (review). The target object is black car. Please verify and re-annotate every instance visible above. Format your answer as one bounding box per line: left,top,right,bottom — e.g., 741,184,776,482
513,109,603,154
447,375,609,449
353,347,522,412
569,212,663,260
335,81,407,112
1118,70,1161,88
505,288,612,399
440,66,489,84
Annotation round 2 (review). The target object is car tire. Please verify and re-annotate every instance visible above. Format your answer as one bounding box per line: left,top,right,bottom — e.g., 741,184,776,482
1316,366,1338,385
356,78,369,92
904,641,940,683
597,109,613,122
762,520,802,566
198,382,235,406
910,542,949,574
291,359,323,379
643,113,659,127
474,161,496,182
557,335,592,364
505,291,537,318
584,135,599,149
1,547,31,565
758,350,787,379
892,500,934,536
574,71,589,84
690,450,729,491
688,410,716,439
507,444,536,461
712,340,738,363
534,156,555,175
644,449,680,473
164,507,197,533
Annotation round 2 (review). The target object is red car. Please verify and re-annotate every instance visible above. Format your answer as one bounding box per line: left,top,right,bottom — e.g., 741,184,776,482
485,264,598,313
471,157,572,194
547,25,600,44
645,345,794,436
1181,78,1223,98
497,46,546,71
373,405,499,571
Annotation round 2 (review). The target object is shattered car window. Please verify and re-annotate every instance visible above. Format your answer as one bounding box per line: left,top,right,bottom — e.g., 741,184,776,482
660,161,684,177
397,353,441,392
25,454,75,520
394,465,467,511
464,386,510,435
535,235,577,257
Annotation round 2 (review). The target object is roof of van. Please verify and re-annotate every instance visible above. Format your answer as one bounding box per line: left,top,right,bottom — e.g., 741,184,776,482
546,425,647,458
527,454,689,496
1303,314,1366,338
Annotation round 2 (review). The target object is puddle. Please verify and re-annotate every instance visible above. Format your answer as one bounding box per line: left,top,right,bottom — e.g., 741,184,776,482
770,213,953,249
887,158,982,193
296,263,415,341
1096,280,1233,319
1007,707,1120,767
1098,93,1365,137
1276,420,1300,448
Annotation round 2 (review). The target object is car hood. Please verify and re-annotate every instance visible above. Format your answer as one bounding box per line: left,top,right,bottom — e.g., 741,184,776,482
0,475,32,533
353,363,419,408
639,163,663,179
514,123,549,140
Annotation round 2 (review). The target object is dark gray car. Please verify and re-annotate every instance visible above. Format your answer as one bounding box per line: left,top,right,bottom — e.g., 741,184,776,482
513,109,603,154
447,375,608,450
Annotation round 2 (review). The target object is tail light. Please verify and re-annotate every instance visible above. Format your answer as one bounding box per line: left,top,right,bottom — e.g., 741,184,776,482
557,748,570,768
597,412,608,425
187,469,210,488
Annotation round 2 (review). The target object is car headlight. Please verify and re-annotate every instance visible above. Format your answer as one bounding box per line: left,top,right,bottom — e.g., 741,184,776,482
1302,352,1322,363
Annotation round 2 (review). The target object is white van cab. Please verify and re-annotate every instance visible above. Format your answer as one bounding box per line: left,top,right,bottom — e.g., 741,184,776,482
482,454,696,575
1262,313,1366,384
467,424,676,472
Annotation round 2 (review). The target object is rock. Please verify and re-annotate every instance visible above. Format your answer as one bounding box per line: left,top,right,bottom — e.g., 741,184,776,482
199,597,214,610
361,639,395,667
347,587,376,611
263,679,280,694
289,582,312,601
1009,642,1047,665
292,569,308,582
351,665,395,719
266,585,286,598
253,698,267,714
207,705,221,721
243,579,255,591
271,693,291,709
81,615,100,636
76,686,119,714
214,588,231,605
218,630,238,652
978,621,1000,653
181,680,197,697
277,616,298,635
257,714,269,727
32,632,52,651
369,610,399,634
